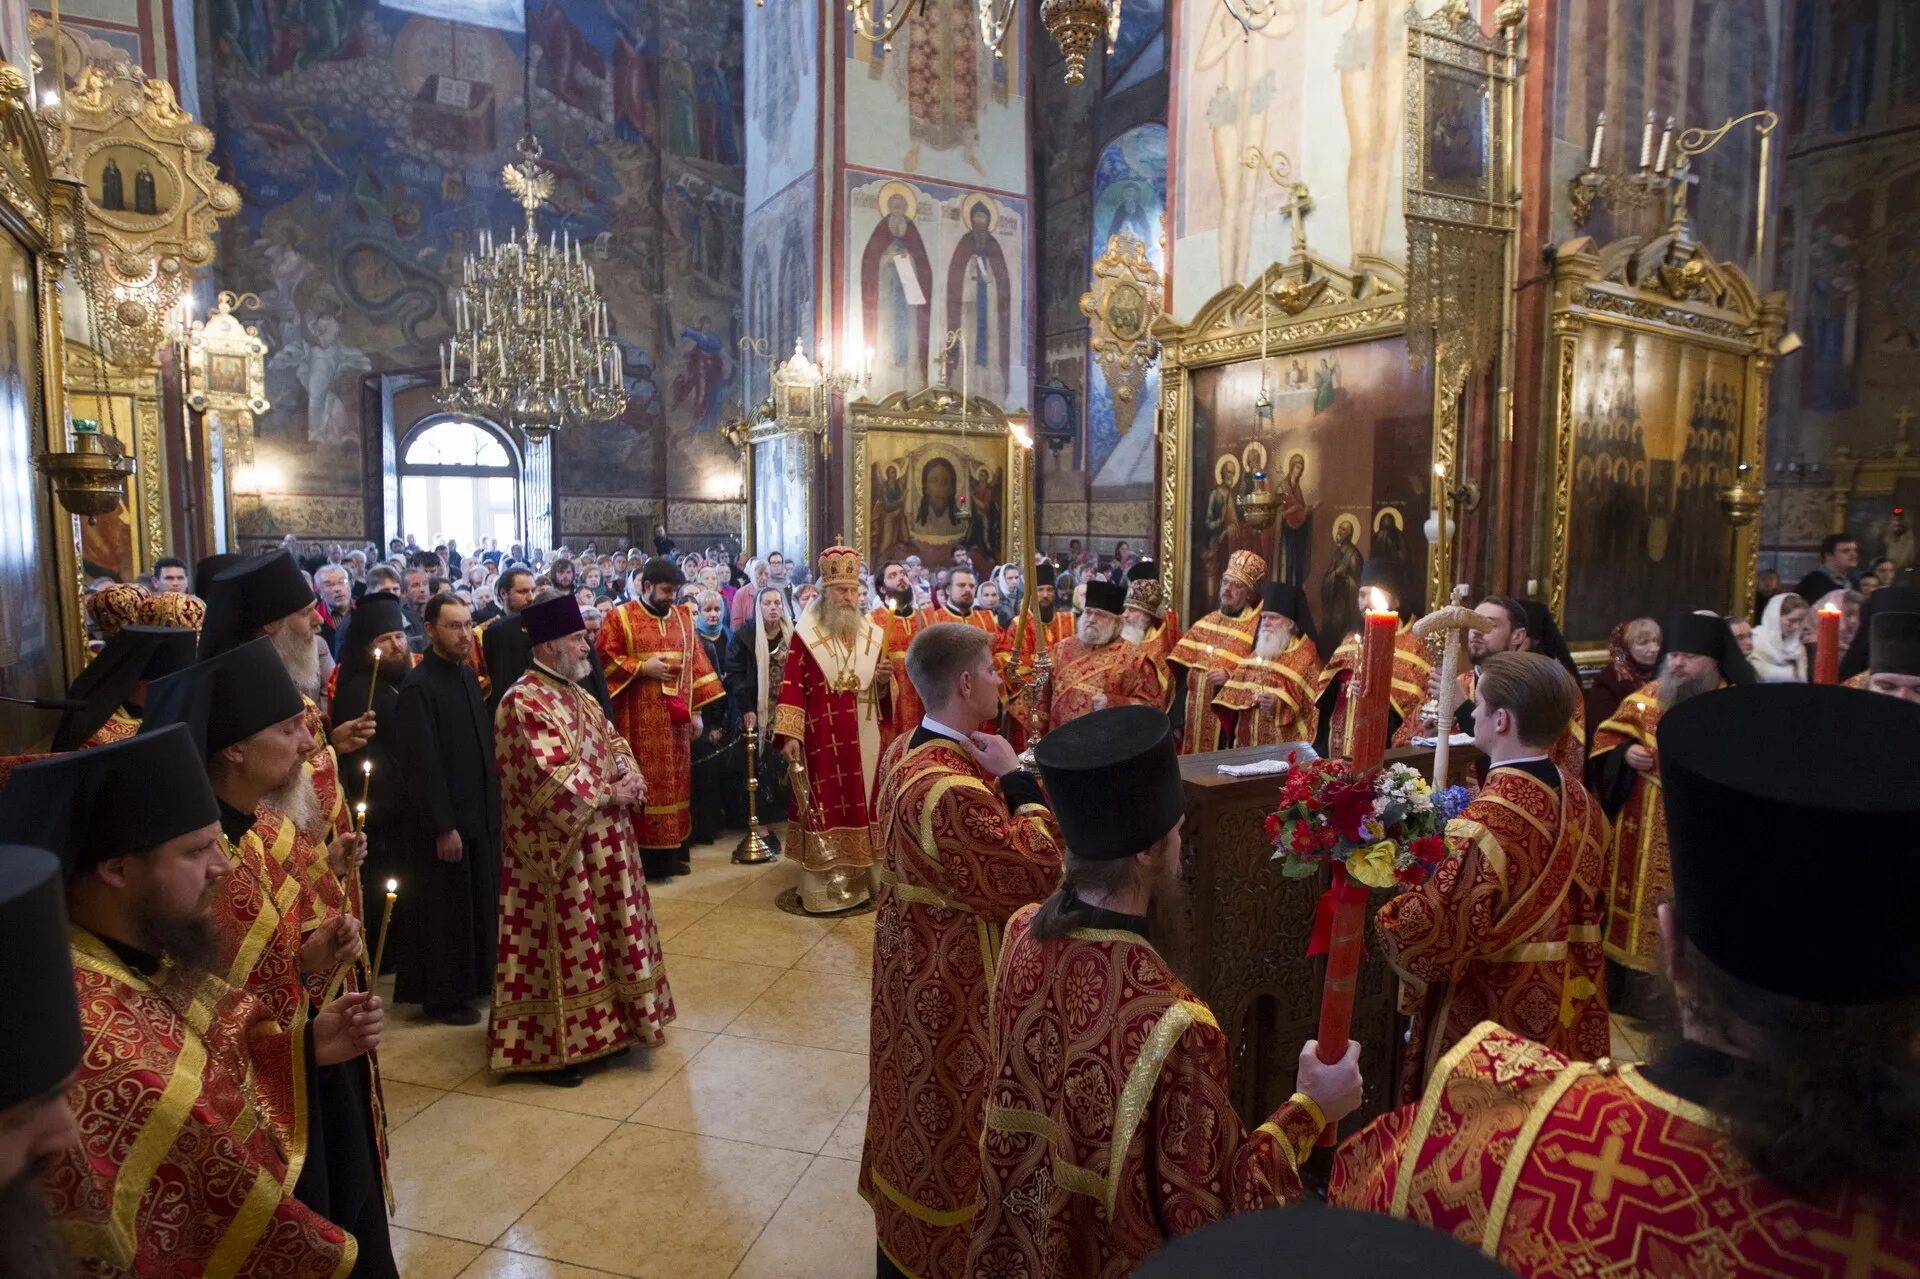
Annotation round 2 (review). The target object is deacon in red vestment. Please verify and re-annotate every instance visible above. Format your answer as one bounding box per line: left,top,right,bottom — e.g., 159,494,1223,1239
1589,611,1751,975
1213,583,1322,748
968,707,1365,1279
598,558,723,879
861,622,1064,1279
0,728,380,1279
1314,558,1432,760
869,560,922,752
774,547,891,914
1167,549,1266,754
1043,580,1164,732
1375,653,1609,1099
493,593,673,1087
1336,684,1920,1277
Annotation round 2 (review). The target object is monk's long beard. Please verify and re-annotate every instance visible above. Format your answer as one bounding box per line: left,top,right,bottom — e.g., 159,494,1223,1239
263,767,322,838
376,649,412,683
1658,661,1719,708
815,597,862,648
1254,628,1292,661
1080,614,1119,648
1120,618,1147,646
271,625,321,697
1036,601,1055,624
0,1169,72,1278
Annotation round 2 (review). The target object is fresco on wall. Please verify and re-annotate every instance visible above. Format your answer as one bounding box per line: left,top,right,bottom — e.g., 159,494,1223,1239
1171,0,1409,318
844,173,1029,411
206,0,745,520
744,0,817,209
1087,124,1166,492
1105,0,1165,97
743,171,816,389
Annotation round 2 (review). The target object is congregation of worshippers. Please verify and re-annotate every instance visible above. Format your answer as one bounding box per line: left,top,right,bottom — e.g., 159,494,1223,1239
4,0,1919,1274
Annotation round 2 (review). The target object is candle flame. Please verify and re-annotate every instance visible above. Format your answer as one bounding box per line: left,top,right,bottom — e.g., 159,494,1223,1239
372,647,384,660
1433,462,1446,478
1365,587,1393,614
362,760,372,775
385,878,398,893
1819,603,1842,616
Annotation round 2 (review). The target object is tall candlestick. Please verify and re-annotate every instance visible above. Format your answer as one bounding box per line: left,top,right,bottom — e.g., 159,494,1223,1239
1814,603,1842,684
1432,463,1449,594
1589,111,1607,168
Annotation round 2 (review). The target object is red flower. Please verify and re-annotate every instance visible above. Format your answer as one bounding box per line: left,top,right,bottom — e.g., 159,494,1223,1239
1321,779,1376,837
1411,834,1447,864
1264,813,1282,841
1395,861,1426,886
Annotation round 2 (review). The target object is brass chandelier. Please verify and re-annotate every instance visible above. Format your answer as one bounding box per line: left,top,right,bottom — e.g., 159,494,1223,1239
812,0,1122,85
437,12,622,443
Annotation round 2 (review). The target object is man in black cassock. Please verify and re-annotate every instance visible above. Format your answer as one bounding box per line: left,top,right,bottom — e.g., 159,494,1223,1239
334,591,413,932
391,592,501,1025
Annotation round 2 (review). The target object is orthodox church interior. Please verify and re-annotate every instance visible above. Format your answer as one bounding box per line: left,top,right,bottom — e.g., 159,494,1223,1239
1,0,1916,1275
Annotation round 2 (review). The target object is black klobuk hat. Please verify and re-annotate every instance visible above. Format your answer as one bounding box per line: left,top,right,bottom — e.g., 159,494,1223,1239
0,847,84,1111
141,637,308,759
0,726,220,878
1033,705,1183,861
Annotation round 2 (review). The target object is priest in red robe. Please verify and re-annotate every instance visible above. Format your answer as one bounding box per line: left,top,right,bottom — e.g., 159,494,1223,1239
1120,567,1179,691
1374,652,1609,1099
1043,579,1165,732
861,622,1064,1279
598,557,724,879
968,706,1364,1277
1313,558,1431,760
1167,549,1266,754
0,727,380,1277
1335,684,1920,1275
774,546,891,914
1212,582,1322,748
494,592,673,1087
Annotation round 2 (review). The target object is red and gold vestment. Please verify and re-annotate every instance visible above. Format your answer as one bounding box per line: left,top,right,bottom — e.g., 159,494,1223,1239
1167,606,1263,754
1591,682,1670,972
967,907,1323,1278
1391,665,1589,774
1315,623,1432,759
598,600,724,849
1332,1022,1920,1277
860,734,1064,1279
491,667,674,1071
872,607,921,752
47,927,354,1278
79,707,139,749
1376,765,1609,1100
1213,635,1322,747
1004,611,1078,743
214,814,313,1048
1043,635,1166,732
772,613,888,876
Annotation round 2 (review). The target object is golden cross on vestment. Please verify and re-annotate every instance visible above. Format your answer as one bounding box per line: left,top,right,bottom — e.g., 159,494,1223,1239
1565,1134,1652,1203
1808,1215,1919,1279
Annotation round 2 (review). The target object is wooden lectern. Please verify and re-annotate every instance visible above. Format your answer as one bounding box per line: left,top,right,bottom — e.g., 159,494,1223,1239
1172,743,1480,1134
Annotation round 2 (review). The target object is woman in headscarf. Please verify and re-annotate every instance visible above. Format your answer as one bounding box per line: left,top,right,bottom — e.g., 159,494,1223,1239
1749,592,1809,683
726,585,792,855
730,557,770,630
1585,616,1660,731
689,588,740,843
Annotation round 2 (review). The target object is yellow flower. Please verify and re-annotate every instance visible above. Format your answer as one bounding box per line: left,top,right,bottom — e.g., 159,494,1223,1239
1346,840,1400,889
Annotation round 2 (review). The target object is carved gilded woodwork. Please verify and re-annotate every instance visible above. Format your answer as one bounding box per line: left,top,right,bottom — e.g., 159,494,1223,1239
1080,232,1162,440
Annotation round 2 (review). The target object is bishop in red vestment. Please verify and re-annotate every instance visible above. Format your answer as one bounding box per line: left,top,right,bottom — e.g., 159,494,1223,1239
1042,580,1164,732
598,558,723,878
1314,559,1432,760
0,728,380,1278
1374,653,1609,1099
968,707,1365,1278
1167,549,1266,754
1336,684,1920,1277
493,594,673,1087
860,622,1064,1279
775,547,891,914
1213,583,1322,748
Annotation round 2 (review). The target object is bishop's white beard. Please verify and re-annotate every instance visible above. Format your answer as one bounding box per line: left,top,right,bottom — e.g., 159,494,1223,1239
271,625,322,697
1120,618,1148,646
263,766,323,837
1254,627,1292,660
814,595,863,649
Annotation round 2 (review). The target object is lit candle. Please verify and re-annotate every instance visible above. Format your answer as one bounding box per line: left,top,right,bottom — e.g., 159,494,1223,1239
1432,463,1449,592
1655,117,1673,172
1638,110,1656,170
366,647,384,716
371,879,398,980
353,800,367,833
1589,111,1607,169
1814,603,1842,685
1351,588,1399,768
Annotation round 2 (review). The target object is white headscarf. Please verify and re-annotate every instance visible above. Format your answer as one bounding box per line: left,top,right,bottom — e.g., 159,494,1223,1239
1750,591,1807,683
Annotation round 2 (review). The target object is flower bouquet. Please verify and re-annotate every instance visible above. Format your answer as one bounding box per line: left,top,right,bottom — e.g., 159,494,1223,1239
1265,757,1472,912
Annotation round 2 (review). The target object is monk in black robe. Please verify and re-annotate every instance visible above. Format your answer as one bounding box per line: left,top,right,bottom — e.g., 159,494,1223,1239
333,592,412,932
391,592,501,1024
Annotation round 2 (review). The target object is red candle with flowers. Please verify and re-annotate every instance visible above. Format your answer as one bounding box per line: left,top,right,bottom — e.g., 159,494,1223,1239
1349,593,1399,769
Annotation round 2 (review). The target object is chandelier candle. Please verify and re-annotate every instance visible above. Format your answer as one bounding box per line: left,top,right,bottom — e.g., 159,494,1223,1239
1814,603,1842,685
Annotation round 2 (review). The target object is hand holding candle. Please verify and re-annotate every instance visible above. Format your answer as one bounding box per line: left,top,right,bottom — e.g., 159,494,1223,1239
1814,603,1843,684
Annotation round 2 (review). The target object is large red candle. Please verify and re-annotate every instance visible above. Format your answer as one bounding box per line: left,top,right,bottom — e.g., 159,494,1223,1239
1813,603,1842,685
1349,603,1399,769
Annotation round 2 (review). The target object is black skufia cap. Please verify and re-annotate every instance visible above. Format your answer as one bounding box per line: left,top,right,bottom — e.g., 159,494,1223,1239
0,847,83,1110
1845,586,1920,680
200,550,315,658
1662,610,1756,686
1358,557,1408,614
1125,558,1158,583
0,726,221,878
1138,1206,1516,1278
1083,580,1126,615
1519,599,1581,684
1870,611,1920,677
1260,582,1319,651
1034,705,1184,861
1658,684,1920,1003
140,637,308,759
52,625,200,751
345,591,409,653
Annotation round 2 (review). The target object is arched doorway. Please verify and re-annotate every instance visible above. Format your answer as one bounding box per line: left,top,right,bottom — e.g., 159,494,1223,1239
398,417,520,549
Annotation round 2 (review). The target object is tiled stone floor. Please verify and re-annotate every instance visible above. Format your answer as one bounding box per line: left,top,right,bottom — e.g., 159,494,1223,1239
377,837,1652,1277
